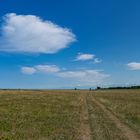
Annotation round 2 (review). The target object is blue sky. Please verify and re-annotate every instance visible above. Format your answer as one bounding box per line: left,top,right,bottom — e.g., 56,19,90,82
0,0,140,89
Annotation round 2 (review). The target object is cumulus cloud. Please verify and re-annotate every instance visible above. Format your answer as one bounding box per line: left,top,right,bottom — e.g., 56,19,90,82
127,62,140,70
21,67,36,74
0,13,76,53
75,53,95,61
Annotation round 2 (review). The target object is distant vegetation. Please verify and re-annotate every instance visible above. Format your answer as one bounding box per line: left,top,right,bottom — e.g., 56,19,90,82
96,85,140,90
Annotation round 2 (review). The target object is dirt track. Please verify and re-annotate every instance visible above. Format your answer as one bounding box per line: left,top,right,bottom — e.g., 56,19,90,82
91,96,139,140
79,94,91,140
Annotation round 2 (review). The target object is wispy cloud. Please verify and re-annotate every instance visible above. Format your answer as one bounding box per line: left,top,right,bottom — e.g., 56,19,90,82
0,13,76,53
21,67,36,75
21,64,109,86
57,70,109,85
91,58,102,64
21,65,60,74
93,58,102,64
75,53,102,64
75,53,95,61
127,62,140,70
35,65,60,73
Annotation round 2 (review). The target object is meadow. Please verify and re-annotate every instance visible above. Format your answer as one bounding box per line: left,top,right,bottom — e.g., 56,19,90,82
0,89,139,140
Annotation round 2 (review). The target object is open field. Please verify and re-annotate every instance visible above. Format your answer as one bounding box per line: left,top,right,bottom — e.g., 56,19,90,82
0,89,140,140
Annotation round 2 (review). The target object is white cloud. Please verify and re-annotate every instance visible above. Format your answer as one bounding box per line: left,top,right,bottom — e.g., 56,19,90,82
57,70,109,85
0,13,76,53
21,65,60,74
93,58,102,64
21,64,109,86
21,67,36,74
75,53,95,61
75,53,102,64
35,65,60,73
127,62,140,70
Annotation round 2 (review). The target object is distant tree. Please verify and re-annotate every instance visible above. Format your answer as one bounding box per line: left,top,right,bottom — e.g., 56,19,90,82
89,88,92,91
74,88,77,90
97,86,101,90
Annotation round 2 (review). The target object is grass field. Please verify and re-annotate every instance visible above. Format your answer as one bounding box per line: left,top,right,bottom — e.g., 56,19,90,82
93,90,140,134
0,89,139,140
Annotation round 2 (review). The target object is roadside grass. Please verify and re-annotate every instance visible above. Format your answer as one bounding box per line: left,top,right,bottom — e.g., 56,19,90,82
93,89,140,136
87,94,128,140
0,90,82,140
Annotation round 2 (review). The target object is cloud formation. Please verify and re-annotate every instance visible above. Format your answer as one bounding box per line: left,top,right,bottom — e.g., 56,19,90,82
35,65,60,73
93,58,102,64
21,67,36,74
75,53,102,64
75,53,95,61
21,65,60,74
21,64,109,85
127,62,140,70
0,13,76,53
57,70,109,84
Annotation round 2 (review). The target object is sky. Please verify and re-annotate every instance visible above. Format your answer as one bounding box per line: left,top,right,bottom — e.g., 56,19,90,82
0,0,140,89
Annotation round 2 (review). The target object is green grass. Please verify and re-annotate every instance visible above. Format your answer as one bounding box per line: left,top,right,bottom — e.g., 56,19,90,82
0,90,82,140
87,94,127,140
0,89,139,139
93,89,140,134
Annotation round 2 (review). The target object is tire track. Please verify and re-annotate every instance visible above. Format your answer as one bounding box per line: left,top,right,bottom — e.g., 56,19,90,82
79,93,92,140
91,96,139,140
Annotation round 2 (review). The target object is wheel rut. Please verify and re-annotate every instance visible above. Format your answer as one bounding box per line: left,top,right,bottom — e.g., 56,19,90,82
79,93,92,140
91,96,139,140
